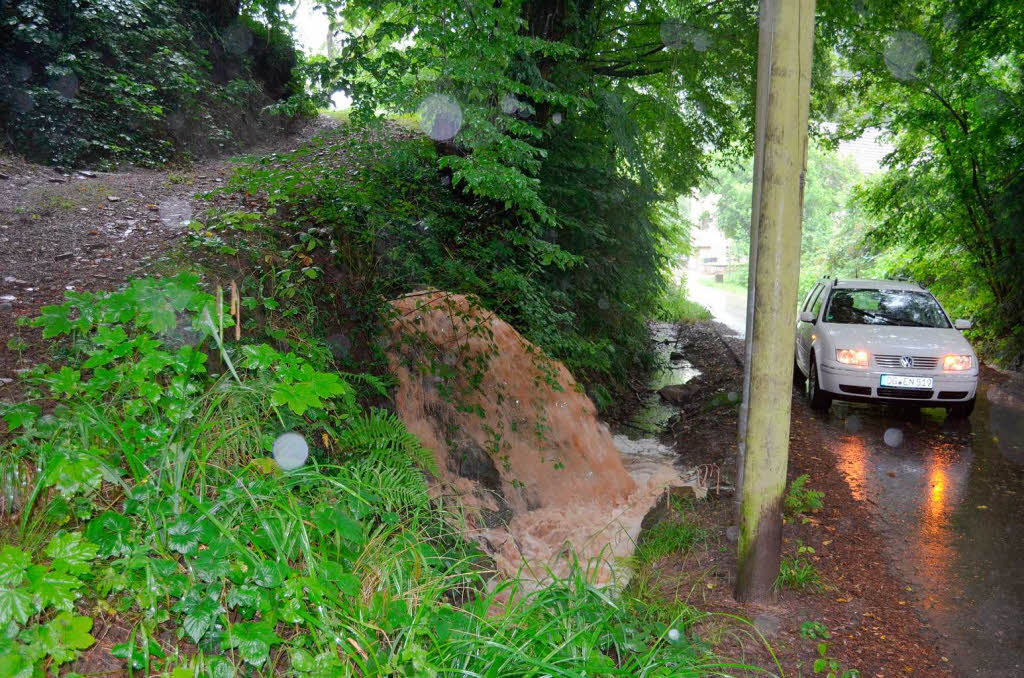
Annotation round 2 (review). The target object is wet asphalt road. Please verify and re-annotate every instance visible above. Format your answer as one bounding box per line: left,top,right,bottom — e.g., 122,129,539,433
691,279,1024,678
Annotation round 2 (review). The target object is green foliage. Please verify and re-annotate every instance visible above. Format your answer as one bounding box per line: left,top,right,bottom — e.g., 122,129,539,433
785,474,825,521
0,0,303,166
776,544,821,592
813,640,860,678
800,620,831,641
306,0,800,393
0,535,97,675
657,281,712,324
701,144,879,298
635,518,706,565
0,272,766,674
832,0,1024,368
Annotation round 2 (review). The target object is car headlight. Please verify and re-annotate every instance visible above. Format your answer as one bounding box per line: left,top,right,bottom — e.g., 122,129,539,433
836,349,869,367
943,354,972,371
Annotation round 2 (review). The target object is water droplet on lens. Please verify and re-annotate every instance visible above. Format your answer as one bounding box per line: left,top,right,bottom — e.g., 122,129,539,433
158,198,192,227
50,73,79,100
273,432,309,470
942,11,959,32
883,427,903,448
552,112,563,125
660,19,690,50
845,415,862,432
597,297,610,310
884,31,931,81
691,30,711,52
12,62,32,82
727,391,739,403
223,23,254,55
11,91,34,114
668,628,681,642
417,94,463,141
501,94,520,115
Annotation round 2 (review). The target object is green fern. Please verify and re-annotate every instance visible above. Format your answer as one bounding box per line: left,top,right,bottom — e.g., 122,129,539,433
337,408,437,475
338,458,429,512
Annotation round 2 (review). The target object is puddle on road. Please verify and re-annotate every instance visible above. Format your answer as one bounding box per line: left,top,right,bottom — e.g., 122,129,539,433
825,387,1024,678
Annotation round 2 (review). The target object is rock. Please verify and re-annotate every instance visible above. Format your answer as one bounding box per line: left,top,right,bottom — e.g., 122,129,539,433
0,303,12,312
0,172,10,180
54,251,74,261
106,195,121,202
725,525,739,543
48,177,66,183
4,276,26,284
753,614,781,638
658,380,702,405
669,351,685,361
77,170,96,178
0,377,13,385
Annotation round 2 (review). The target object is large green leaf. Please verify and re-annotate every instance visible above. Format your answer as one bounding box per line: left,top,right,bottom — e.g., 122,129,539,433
45,532,98,575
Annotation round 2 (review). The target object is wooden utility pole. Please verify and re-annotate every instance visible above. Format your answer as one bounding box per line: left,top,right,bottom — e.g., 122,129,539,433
735,0,815,604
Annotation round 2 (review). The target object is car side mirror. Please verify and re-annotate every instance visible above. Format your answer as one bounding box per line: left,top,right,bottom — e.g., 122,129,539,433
954,319,972,330
799,311,815,324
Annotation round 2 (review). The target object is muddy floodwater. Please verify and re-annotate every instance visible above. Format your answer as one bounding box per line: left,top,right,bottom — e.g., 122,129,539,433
692,281,1024,677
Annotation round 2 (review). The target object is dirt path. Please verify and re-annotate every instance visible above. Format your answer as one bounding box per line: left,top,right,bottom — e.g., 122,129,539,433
0,115,336,386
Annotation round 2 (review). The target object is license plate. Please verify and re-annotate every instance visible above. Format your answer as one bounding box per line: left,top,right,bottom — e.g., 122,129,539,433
880,374,933,389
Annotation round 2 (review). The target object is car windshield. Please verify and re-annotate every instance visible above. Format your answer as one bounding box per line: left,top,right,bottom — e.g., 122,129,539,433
824,288,951,328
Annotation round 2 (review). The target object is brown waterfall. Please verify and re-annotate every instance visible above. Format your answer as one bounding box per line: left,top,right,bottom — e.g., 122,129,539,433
387,290,698,585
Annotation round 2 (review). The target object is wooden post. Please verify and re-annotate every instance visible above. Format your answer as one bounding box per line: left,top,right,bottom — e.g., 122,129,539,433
735,0,815,604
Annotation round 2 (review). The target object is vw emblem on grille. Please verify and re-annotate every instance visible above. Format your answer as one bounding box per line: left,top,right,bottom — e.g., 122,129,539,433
901,356,914,368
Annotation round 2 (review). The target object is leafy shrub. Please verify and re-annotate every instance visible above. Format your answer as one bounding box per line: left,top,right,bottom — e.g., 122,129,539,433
657,282,712,323
199,125,673,407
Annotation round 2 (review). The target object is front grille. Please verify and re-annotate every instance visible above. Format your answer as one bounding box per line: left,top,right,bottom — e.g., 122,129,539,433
938,391,969,400
877,387,934,399
839,384,871,395
875,355,939,370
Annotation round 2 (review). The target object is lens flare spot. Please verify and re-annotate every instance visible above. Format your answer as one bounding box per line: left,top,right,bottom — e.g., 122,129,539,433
418,94,463,142
884,31,931,81
158,198,192,227
500,94,521,115
273,432,309,470
10,91,34,114
50,73,79,100
223,23,254,55
845,414,862,433
883,427,904,448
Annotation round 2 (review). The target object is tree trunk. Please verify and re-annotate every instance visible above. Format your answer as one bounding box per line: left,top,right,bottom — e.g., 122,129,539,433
735,0,815,605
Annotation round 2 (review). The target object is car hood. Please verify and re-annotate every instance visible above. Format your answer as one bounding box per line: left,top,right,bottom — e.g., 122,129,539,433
822,323,975,356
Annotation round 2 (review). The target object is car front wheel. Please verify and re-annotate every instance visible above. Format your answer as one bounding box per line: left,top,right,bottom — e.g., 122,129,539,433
808,356,832,412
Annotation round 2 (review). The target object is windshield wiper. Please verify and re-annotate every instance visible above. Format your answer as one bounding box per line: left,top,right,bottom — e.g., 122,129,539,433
876,314,930,328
